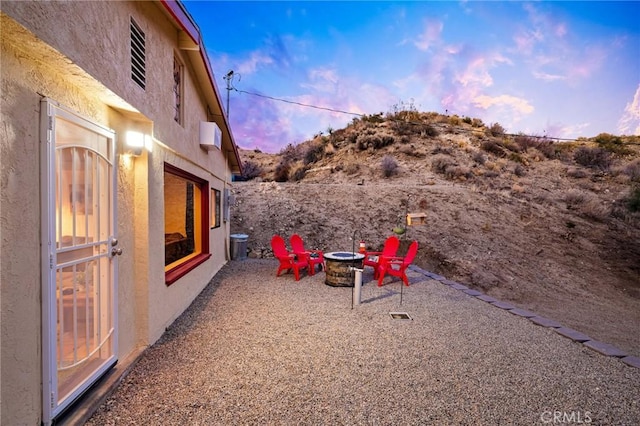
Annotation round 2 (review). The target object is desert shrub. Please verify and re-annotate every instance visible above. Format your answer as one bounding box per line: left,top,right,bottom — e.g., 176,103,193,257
274,160,290,182
483,170,500,178
481,140,506,157
537,140,558,159
563,189,586,207
448,115,461,126
380,135,396,148
472,151,486,165
356,135,374,151
488,122,505,137
554,142,579,162
391,120,415,136
471,118,484,128
362,113,384,123
420,124,439,137
562,190,609,220
431,145,453,156
514,133,539,151
594,133,632,156
502,139,522,153
628,186,640,212
574,146,611,170
484,160,502,171
431,154,455,175
580,197,610,221
514,133,554,153
344,163,360,175
291,166,307,182
462,116,472,125
509,152,525,164
513,164,525,177
278,143,304,163
381,155,399,178
445,166,472,180
436,114,450,124
623,159,640,182
241,160,263,180
567,168,588,179
356,134,395,151
399,144,425,158
387,99,420,122
304,143,324,165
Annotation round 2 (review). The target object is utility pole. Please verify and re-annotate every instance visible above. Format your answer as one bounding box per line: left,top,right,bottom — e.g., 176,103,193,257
223,70,238,119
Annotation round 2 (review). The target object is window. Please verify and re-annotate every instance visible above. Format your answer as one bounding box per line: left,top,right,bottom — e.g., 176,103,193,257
164,163,210,285
130,18,146,89
211,188,221,228
173,56,183,124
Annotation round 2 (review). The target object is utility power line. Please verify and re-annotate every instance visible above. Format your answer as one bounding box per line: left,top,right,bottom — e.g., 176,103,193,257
233,88,364,117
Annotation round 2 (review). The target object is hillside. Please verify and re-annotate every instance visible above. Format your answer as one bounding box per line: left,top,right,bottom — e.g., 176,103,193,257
230,111,640,357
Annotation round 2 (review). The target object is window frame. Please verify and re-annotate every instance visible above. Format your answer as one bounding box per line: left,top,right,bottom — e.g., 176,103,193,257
173,54,183,124
164,163,210,285
210,188,221,229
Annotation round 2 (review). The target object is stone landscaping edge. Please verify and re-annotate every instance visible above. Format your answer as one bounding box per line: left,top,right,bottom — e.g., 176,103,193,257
408,265,640,370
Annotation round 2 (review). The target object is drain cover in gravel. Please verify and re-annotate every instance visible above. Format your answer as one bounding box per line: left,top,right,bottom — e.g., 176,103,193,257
390,312,412,320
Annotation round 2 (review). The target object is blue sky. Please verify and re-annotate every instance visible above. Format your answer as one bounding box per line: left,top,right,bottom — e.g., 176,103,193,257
184,1,640,153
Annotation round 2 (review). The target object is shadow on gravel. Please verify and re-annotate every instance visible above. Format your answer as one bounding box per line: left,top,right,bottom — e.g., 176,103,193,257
157,262,234,343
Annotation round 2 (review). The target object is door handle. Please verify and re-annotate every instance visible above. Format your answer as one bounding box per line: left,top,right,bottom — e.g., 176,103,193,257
111,247,123,256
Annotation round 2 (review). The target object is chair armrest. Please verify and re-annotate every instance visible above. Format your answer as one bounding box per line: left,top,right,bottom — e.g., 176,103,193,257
380,255,404,262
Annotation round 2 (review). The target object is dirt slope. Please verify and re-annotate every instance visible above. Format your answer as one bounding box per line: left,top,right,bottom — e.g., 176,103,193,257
230,113,640,357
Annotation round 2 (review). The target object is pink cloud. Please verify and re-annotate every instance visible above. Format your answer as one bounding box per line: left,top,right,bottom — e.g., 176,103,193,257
566,45,606,81
457,57,494,87
414,19,443,51
456,53,511,88
237,51,274,75
472,94,534,115
513,29,543,55
532,70,565,82
512,3,612,85
618,84,640,135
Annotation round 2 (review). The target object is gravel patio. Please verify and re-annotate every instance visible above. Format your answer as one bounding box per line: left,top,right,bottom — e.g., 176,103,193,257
86,259,640,425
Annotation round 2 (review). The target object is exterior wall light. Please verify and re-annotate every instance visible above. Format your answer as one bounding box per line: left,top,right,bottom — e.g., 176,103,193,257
126,130,152,156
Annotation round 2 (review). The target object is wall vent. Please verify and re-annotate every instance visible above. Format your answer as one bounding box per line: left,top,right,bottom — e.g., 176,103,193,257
130,18,146,89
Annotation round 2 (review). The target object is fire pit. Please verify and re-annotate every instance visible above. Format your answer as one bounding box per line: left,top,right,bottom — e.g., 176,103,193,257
324,251,365,287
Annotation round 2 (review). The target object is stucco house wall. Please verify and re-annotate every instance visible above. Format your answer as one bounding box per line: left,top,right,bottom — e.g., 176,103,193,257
0,1,239,424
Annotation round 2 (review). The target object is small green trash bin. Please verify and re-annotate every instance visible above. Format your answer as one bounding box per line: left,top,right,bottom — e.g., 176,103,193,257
230,233,248,260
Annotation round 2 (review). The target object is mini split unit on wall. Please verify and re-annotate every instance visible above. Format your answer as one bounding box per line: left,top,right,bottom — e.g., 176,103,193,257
199,121,222,150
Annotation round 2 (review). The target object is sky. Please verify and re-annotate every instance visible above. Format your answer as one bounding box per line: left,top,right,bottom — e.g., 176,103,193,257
183,1,640,153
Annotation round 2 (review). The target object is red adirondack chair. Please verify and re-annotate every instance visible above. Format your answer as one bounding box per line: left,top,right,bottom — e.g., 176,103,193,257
271,235,308,281
290,234,325,275
363,236,400,279
377,240,418,287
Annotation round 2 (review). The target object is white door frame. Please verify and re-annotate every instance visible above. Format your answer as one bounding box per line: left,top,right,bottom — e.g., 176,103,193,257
40,98,119,424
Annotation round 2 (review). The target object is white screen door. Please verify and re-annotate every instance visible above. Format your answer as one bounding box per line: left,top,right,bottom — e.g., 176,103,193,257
41,99,119,423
